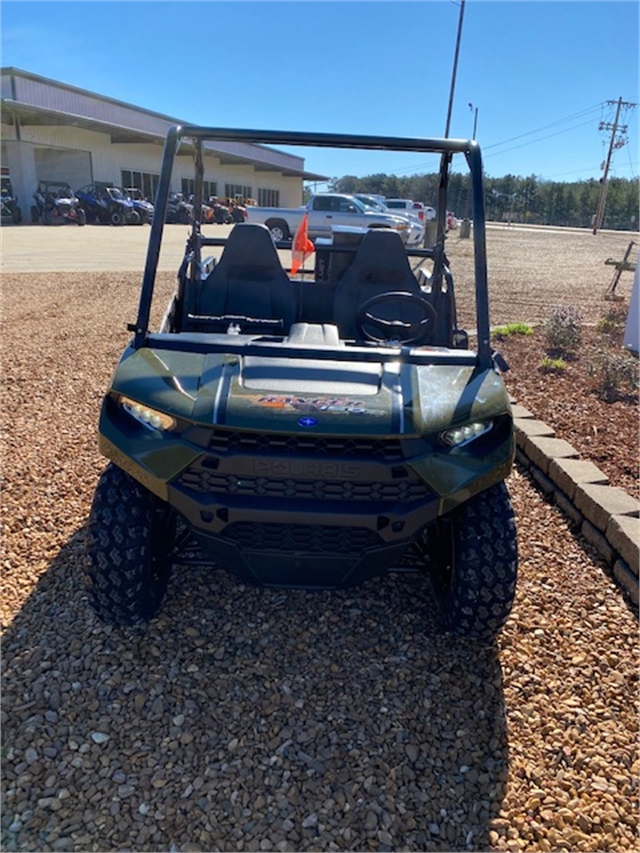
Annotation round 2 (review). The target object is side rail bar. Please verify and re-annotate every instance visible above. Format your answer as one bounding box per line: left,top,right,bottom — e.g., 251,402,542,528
466,141,491,369
133,125,182,348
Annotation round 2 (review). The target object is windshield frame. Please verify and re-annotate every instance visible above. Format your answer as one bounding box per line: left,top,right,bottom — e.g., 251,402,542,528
132,126,491,367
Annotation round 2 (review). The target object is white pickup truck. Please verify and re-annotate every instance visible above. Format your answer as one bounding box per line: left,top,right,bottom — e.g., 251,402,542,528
384,198,436,222
245,193,419,244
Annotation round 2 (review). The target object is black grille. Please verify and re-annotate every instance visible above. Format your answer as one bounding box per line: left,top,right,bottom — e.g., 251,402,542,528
176,468,430,503
222,522,381,553
208,429,403,460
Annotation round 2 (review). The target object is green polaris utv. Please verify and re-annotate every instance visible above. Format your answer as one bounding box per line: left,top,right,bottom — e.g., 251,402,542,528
85,126,518,641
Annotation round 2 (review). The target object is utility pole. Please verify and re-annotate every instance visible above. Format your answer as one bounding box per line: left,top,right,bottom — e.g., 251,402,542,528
592,97,635,234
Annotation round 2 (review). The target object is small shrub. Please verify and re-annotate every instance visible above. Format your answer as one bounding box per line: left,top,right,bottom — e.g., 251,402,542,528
602,304,628,325
597,304,627,339
540,356,567,372
543,306,582,352
596,318,617,335
493,322,533,339
588,351,639,401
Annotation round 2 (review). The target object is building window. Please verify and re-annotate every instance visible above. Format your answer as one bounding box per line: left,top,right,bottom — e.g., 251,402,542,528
181,179,218,200
225,184,252,202
121,170,159,201
257,188,280,207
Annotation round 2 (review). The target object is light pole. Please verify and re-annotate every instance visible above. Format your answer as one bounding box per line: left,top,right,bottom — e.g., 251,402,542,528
469,102,478,139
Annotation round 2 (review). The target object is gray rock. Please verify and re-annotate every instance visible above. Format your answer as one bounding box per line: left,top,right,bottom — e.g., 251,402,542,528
90,732,110,744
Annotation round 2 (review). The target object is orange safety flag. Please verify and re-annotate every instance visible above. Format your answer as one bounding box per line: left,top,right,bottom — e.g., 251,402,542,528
291,213,315,276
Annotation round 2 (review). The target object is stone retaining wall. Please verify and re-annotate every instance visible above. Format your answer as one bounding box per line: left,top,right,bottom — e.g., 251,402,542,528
512,403,639,609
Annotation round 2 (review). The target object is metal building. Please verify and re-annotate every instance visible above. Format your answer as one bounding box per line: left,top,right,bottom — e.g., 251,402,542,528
1,67,322,215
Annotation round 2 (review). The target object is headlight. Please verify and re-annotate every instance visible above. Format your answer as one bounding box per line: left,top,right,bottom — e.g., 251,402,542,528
440,420,493,447
120,396,176,431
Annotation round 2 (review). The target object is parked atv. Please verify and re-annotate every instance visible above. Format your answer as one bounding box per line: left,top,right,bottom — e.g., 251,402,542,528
123,188,154,224
191,195,216,225
165,192,193,224
165,193,193,225
201,201,215,223
206,197,232,224
229,201,247,223
85,125,518,643
1,177,23,224
75,184,137,225
31,181,87,226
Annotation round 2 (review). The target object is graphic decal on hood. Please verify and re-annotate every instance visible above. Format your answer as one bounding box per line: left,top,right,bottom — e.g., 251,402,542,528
254,395,370,415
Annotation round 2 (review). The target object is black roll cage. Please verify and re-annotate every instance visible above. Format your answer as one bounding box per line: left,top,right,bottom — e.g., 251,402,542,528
132,126,491,368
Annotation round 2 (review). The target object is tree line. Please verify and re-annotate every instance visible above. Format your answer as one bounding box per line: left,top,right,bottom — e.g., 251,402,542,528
328,171,638,230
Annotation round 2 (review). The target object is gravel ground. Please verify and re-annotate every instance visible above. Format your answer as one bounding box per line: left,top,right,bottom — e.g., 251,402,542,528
2,267,638,853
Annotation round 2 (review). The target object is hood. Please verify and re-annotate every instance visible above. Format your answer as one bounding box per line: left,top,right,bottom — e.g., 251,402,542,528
107,344,511,438
362,211,408,225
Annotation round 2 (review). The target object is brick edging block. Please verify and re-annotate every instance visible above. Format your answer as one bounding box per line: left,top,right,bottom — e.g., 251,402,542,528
581,519,615,565
614,559,639,606
574,483,640,534
522,436,580,475
511,405,535,420
511,404,638,611
606,515,640,577
548,458,609,502
514,418,556,440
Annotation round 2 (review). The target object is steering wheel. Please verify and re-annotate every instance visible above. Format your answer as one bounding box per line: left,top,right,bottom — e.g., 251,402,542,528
355,291,437,345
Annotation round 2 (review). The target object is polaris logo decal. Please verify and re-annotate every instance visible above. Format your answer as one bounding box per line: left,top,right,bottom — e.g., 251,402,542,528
298,416,317,428
252,460,361,477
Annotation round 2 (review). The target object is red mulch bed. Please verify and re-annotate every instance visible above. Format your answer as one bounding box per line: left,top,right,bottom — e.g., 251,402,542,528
494,323,639,499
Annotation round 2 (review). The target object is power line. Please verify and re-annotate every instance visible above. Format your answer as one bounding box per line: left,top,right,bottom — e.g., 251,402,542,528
371,103,609,176
366,117,596,176
323,101,637,181
483,103,604,151
539,162,638,179
483,118,597,159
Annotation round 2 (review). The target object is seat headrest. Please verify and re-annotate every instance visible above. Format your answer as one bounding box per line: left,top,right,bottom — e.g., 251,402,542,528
346,229,417,285
219,223,282,269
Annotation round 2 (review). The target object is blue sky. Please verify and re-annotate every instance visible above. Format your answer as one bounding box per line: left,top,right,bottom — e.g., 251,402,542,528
1,1,638,185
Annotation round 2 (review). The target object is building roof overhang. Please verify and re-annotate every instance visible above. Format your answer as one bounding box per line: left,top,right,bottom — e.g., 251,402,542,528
1,97,327,182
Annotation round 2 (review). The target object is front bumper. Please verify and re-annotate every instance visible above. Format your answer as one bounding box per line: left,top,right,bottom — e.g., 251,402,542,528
167,432,442,586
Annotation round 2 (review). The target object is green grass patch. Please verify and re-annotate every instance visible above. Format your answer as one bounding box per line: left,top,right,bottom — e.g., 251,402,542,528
540,356,567,372
492,322,533,338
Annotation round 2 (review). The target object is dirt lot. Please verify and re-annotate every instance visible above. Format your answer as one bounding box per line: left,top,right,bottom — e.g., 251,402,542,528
446,225,638,329
1,224,638,853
